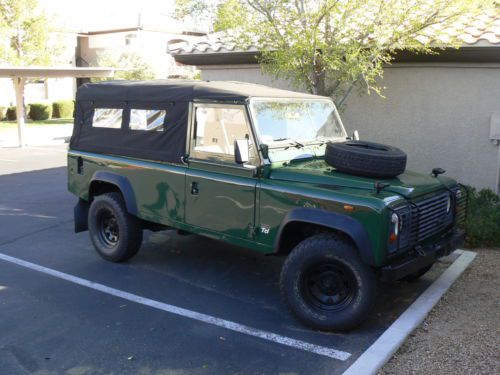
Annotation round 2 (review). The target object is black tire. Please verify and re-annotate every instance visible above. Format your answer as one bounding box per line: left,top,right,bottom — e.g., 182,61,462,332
88,192,143,262
325,140,407,178
401,264,433,282
280,234,377,331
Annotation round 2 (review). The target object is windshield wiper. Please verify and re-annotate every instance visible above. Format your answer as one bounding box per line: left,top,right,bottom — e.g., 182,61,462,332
272,138,305,149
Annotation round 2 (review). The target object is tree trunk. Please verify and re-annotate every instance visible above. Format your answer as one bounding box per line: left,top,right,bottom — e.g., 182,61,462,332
311,70,327,96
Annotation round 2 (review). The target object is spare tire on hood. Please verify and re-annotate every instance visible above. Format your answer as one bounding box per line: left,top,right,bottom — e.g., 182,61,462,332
325,140,407,178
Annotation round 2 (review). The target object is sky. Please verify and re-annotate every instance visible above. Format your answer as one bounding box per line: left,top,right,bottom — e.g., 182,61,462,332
39,0,179,32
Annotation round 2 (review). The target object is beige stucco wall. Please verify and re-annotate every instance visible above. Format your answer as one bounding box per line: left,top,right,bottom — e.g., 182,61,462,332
201,64,500,192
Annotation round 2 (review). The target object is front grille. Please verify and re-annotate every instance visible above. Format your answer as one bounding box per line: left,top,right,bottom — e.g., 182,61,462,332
412,192,453,241
453,185,468,228
396,190,455,249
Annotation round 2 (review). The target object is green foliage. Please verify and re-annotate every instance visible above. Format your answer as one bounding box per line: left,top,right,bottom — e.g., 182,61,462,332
91,51,155,82
29,103,52,121
6,105,30,121
465,187,500,248
0,106,6,121
174,0,215,24
0,0,56,66
52,100,74,119
6,107,16,121
212,0,493,107
214,0,246,31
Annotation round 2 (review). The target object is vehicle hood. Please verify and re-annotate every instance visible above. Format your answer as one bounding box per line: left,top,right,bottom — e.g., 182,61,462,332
269,159,456,199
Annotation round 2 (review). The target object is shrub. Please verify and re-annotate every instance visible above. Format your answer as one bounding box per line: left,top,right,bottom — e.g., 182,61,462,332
52,100,75,118
6,105,31,121
464,187,500,248
0,106,6,121
29,103,52,120
6,106,17,121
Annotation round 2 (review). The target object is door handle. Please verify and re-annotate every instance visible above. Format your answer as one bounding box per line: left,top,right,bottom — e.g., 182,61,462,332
191,181,199,195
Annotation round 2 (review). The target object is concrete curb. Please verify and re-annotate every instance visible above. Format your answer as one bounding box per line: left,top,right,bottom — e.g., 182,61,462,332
342,249,476,375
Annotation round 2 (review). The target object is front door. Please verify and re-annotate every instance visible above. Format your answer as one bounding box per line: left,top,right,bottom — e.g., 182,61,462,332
184,103,259,240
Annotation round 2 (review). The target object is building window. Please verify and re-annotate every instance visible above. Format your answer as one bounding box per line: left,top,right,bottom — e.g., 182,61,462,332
129,109,166,131
92,108,123,128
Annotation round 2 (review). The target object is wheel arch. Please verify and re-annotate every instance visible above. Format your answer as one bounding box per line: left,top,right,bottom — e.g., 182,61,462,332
89,171,138,216
274,208,376,266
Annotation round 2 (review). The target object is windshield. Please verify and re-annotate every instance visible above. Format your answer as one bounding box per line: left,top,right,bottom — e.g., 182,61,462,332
250,99,346,148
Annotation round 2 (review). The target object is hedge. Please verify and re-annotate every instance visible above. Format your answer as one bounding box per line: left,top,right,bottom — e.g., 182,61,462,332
6,105,31,121
464,187,500,248
29,103,52,121
0,106,6,121
52,100,75,118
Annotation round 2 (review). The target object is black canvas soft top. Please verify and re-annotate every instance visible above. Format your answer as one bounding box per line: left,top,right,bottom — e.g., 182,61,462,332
70,80,325,164
75,80,323,103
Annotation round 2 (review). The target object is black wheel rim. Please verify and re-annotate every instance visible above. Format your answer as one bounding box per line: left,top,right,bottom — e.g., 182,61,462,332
97,208,119,247
301,262,357,311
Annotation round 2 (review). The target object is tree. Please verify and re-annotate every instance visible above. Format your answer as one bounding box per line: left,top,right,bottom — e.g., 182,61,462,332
0,0,55,66
91,51,155,81
174,0,217,26
211,0,492,107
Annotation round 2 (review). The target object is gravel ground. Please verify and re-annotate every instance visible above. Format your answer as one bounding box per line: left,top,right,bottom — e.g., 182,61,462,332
380,248,500,375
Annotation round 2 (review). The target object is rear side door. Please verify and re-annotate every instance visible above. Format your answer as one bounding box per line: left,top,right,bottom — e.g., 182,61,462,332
184,103,259,241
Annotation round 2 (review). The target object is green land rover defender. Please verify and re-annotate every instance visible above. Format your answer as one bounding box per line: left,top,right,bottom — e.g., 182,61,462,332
68,80,466,331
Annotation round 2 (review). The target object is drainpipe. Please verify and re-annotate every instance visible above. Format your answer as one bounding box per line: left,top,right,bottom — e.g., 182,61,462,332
490,113,500,194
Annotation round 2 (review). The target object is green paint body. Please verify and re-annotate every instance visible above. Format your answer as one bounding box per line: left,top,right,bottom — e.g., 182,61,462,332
68,147,460,267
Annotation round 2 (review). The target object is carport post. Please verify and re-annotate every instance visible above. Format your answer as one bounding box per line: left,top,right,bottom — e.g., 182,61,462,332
13,76,27,148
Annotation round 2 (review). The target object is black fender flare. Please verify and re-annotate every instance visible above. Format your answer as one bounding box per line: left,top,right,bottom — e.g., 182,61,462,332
90,171,138,215
274,207,375,265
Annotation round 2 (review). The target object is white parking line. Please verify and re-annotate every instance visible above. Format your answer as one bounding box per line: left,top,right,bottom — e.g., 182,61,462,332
0,252,351,361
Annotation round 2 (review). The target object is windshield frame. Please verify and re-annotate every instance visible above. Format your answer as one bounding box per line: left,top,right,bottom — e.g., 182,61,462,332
248,97,348,151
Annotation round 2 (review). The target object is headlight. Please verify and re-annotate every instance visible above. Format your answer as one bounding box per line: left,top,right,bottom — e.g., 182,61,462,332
391,212,399,236
446,195,452,213
388,205,411,253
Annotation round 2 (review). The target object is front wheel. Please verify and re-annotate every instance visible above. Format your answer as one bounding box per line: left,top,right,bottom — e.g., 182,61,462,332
88,192,143,262
280,234,377,331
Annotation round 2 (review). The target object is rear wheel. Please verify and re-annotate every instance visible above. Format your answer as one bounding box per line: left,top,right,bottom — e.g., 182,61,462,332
88,192,143,262
280,234,377,331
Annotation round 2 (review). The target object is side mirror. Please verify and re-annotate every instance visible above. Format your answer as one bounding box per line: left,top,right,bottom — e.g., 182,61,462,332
353,130,360,141
234,139,250,164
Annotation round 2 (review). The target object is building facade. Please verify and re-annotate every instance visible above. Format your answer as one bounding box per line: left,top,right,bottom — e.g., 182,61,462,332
170,15,500,193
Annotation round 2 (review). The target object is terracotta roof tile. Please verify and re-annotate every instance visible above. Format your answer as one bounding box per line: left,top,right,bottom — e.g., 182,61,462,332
169,9,500,56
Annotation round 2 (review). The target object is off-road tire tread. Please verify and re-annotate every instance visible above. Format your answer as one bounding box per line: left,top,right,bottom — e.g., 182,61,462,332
280,234,377,331
88,192,143,262
325,141,407,178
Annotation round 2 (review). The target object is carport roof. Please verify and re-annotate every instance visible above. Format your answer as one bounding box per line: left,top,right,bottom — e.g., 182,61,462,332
0,67,116,78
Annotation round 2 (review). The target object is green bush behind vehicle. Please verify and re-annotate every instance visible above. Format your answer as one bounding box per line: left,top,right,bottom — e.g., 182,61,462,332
29,103,52,120
465,187,500,248
52,100,75,119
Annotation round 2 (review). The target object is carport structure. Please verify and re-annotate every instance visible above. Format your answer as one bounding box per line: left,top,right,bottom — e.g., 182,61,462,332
0,67,117,147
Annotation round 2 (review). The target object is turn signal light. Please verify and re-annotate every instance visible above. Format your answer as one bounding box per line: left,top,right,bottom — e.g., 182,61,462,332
389,233,397,243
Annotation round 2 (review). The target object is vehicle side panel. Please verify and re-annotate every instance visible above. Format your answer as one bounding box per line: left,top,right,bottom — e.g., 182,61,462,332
256,179,390,266
68,151,186,226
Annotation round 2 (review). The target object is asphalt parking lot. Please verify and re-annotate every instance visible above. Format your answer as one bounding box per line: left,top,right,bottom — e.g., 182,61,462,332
0,145,462,375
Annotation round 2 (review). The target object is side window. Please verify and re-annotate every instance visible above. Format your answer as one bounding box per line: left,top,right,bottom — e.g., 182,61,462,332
130,109,166,131
192,106,257,164
92,108,123,128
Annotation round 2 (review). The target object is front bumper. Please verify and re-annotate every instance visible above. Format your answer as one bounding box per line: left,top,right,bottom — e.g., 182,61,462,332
380,229,465,282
